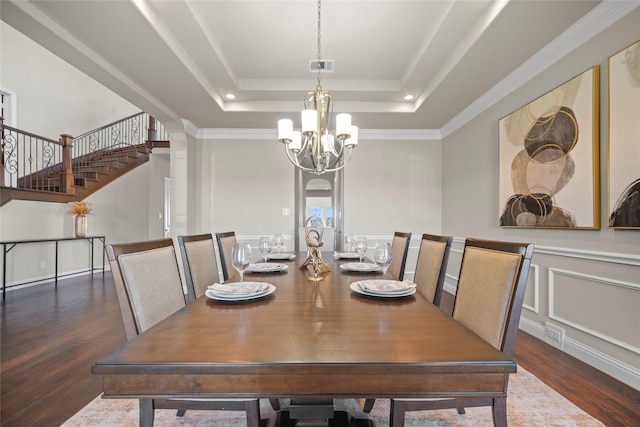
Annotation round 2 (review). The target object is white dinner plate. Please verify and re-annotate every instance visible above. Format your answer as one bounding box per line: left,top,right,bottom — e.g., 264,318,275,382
206,283,275,301
356,279,416,295
350,282,416,298
340,262,381,272
266,253,296,260
247,262,288,273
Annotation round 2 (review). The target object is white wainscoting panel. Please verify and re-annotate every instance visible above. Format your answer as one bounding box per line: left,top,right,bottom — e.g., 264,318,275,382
548,268,640,355
522,264,540,314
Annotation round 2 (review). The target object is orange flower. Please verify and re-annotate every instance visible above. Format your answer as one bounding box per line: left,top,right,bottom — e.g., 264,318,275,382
68,201,91,215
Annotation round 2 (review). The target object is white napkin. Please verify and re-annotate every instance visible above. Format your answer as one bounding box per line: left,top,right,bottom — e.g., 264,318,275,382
208,282,269,294
249,262,284,270
358,280,415,293
334,252,360,259
267,253,296,260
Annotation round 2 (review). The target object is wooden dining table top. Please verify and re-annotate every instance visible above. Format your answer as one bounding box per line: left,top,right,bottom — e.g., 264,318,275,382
92,252,516,400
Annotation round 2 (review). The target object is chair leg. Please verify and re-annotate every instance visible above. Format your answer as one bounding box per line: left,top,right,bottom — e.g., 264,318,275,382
362,398,375,413
139,399,155,427
492,397,507,427
245,399,261,427
389,399,405,427
176,409,186,417
456,407,466,414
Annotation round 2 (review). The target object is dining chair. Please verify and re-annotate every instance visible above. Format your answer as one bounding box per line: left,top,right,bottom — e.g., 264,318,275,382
389,237,534,427
106,238,261,427
215,231,237,281
177,233,220,303
387,232,412,280
413,233,453,306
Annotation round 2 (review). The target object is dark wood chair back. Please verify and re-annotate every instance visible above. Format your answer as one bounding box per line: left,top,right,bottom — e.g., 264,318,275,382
215,231,237,281
177,233,220,302
388,231,412,280
105,238,185,341
413,234,453,306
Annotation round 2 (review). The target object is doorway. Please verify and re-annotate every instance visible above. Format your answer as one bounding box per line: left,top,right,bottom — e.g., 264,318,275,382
294,169,344,251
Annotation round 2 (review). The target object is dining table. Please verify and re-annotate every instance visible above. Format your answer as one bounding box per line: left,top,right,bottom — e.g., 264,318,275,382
92,251,516,427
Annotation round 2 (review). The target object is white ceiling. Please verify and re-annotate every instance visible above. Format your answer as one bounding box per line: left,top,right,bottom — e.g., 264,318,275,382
1,0,621,134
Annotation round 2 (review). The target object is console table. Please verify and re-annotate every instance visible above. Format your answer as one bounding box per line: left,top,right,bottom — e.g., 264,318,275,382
1,236,106,299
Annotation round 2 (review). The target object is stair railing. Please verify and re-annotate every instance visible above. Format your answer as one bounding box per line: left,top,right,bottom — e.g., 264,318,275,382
71,112,166,180
1,117,67,192
1,113,166,194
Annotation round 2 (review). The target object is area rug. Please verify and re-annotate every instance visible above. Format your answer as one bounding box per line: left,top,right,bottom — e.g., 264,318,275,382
63,367,603,426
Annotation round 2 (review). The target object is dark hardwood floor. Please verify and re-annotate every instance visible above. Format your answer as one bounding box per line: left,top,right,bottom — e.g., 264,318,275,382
1,273,638,427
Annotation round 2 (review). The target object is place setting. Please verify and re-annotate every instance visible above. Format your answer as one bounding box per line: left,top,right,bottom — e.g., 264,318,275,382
339,240,392,274
205,281,275,302
262,235,297,260
350,279,416,298
247,262,288,273
206,242,276,302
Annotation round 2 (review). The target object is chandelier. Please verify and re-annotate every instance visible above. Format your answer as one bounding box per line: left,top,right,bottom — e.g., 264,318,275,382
277,0,358,175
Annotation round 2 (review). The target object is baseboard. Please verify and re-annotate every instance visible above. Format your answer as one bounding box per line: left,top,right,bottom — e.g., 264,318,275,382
564,336,640,391
519,318,640,391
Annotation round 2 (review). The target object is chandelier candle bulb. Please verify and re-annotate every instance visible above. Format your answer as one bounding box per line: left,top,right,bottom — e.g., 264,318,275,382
346,126,359,147
278,119,293,142
302,109,317,135
336,113,352,137
290,131,302,152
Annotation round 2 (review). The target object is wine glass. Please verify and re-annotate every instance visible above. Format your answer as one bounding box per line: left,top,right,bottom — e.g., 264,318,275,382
231,242,252,282
259,237,272,262
354,237,367,263
374,243,393,276
345,233,354,252
274,233,285,254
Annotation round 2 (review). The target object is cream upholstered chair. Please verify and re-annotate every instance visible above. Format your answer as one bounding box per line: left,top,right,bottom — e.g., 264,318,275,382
106,238,260,427
215,231,237,281
389,237,534,427
177,234,220,303
387,232,412,280
413,234,453,306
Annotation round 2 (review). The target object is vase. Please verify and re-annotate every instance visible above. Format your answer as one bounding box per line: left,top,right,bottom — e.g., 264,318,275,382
74,214,88,238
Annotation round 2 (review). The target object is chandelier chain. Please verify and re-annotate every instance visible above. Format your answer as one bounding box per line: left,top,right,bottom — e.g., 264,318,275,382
316,0,322,89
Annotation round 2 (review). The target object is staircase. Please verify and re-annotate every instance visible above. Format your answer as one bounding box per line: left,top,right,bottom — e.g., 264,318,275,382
0,113,168,206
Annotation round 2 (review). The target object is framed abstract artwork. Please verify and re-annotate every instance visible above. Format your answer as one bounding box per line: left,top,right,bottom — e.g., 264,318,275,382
498,66,600,228
608,40,640,229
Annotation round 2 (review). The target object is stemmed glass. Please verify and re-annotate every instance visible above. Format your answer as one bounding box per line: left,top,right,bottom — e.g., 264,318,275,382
374,243,393,276
345,233,354,252
354,237,368,263
231,242,252,283
259,237,272,262
274,233,285,254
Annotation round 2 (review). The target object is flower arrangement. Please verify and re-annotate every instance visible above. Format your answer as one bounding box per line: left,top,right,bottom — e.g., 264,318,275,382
68,201,92,216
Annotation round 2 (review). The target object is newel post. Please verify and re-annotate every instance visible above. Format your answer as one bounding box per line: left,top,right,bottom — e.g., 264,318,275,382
146,115,157,150
60,134,75,195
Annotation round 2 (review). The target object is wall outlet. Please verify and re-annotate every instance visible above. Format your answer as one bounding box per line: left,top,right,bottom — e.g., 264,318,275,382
40,261,46,269
544,322,565,350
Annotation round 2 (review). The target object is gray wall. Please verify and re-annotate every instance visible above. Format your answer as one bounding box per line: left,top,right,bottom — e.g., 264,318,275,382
441,8,640,389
